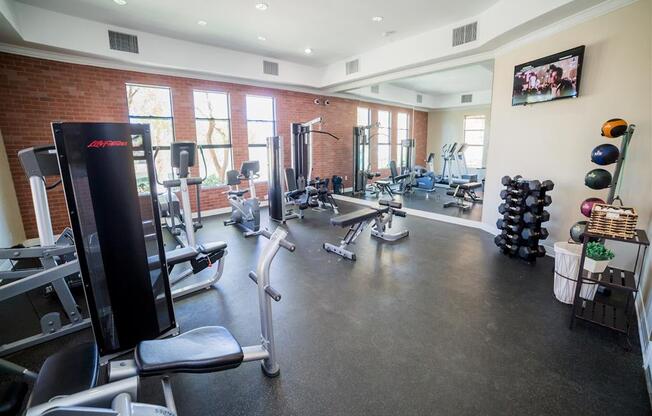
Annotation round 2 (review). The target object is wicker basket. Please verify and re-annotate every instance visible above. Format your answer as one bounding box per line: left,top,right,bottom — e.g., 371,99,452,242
587,203,637,239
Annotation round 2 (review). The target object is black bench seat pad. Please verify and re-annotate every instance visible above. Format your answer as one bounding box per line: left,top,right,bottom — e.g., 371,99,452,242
330,208,380,227
136,326,243,376
451,181,483,190
29,342,99,407
198,241,227,254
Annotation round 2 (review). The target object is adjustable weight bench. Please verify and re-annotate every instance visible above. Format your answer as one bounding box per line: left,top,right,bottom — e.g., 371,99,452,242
323,199,408,261
371,179,394,197
443,181,483,211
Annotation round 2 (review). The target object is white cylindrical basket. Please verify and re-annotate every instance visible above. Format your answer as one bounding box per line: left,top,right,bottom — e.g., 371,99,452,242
553,242,598,304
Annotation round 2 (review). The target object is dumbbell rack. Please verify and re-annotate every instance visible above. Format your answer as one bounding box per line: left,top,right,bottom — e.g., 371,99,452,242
494,176,553,262
569,229,649,340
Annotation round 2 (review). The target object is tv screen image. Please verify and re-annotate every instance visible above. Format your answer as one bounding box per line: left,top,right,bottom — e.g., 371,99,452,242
512,45,585,106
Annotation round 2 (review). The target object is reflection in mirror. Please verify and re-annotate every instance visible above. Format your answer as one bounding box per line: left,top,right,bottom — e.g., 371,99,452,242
345,60,494,222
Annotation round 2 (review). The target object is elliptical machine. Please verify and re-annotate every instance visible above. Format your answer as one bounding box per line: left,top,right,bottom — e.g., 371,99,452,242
224,160,262,237
157,142,207,248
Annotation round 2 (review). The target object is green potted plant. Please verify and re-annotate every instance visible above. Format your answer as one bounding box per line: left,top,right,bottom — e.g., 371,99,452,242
583,241,615,274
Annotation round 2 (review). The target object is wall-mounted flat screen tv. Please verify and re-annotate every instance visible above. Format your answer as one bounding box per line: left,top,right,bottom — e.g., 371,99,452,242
512,45,585,106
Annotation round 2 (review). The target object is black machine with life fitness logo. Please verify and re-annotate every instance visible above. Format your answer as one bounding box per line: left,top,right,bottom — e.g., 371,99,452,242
13,122,295,416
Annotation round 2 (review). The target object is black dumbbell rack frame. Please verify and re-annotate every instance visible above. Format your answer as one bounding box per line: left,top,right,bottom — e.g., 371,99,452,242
495,178,552,262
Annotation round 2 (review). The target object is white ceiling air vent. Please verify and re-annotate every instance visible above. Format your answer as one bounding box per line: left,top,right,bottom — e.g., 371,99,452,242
452,22,477,47
416,94,423,104
108,30,139,53
345,59,359,75
263,60,279,76
370,85,380,94
461,94,473,104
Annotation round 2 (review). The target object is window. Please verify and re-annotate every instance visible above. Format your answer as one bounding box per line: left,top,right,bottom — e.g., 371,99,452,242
127,84,174,181
396,113,410,169
463,115,486,169
377,110,391,169
246,95,276,181
357,107,371,169
193,90,233,186
357,107,370,126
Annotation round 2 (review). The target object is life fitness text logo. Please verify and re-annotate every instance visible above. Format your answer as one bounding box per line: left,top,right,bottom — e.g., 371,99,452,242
87,140,128,148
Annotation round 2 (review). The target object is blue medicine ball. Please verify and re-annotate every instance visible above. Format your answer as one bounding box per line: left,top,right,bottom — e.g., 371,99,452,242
590,144,620,166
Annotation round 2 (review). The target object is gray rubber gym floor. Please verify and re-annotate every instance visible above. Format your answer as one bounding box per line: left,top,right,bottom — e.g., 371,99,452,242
345,188,484,221
3,200,650,415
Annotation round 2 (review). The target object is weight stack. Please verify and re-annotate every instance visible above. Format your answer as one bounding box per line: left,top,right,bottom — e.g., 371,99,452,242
494,175,554,263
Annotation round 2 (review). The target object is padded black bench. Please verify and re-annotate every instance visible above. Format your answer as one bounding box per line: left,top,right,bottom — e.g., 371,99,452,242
372,180,394,197
444,181,483,210
136,326,243,376
330,207,381,227
27,327,244,409
324,199,408,260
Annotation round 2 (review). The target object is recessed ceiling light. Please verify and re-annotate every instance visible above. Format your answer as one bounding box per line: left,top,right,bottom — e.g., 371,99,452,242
257,35,267,41
304,48,313,55
371,16,384,22
197,20,208,26
113,0,127,5
255,2,269,10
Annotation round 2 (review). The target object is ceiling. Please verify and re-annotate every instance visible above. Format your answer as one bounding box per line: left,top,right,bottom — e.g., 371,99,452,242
16,0,501,65
390,62,494,96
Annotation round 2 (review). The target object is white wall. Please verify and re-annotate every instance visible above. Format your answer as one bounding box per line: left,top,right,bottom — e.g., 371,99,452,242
483,0,651,249
483,0,652,361
0,129,25,246
426,105,492,176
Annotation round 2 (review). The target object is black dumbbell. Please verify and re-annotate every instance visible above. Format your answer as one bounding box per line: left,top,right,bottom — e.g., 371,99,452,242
494,236,519,254
498,203,525,214
497,219,523,233
523,211,550,224
500,189,515,199
518,245,546,259
500,189,524,203
524,179,555,192
521,227,549,240
502,213,522,223
499,230,520,242
500,175,523,186
525,194,552,208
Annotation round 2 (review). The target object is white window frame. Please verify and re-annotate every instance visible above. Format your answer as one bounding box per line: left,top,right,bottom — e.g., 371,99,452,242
193,89,234,187
245,95,277,181
463,115,486,169
377,110,391,169
396,113,410,169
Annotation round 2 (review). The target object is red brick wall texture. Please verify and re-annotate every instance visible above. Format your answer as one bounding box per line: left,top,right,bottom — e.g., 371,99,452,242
0,52,428,238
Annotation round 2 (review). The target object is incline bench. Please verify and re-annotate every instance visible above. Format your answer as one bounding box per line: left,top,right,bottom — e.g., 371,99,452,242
323,199,409,260
443,181,483,211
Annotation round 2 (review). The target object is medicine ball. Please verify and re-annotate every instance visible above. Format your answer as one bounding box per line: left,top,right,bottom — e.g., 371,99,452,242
590,144,620,165
584,168,612,190
569,221,588,243
580,197,604,217
601,118,628,138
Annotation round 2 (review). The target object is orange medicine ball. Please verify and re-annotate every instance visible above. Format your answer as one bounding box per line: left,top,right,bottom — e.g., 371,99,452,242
601,118,628,138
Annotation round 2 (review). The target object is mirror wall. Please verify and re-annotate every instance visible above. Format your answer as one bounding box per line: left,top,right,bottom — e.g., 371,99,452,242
345,60,494,223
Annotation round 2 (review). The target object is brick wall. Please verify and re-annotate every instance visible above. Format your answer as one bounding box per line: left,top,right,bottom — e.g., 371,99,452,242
0,52,428,238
